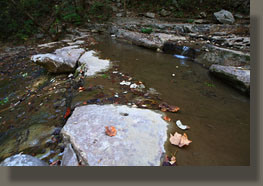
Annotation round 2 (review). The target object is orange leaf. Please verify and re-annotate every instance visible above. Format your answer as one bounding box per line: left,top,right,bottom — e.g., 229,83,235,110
168,106,180,113
179,133,192,147
64,107,71,119
169,132,192,147
163,116,171,122
83,101,87,105
105,126,117,137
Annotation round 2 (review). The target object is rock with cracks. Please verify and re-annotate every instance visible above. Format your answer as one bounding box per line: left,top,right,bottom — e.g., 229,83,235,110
31,46,85,73
61,104,168,166
0,154,48,166
209,64,250,94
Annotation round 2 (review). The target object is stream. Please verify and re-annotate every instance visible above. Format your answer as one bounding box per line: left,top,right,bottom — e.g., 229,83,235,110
0,35,250,166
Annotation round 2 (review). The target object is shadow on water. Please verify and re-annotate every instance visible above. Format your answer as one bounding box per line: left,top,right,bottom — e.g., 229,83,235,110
90,35,250,166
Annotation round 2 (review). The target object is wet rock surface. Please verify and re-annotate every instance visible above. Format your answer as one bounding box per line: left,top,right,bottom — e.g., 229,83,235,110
78,50,111,77
0,154,48,166
209,65,250,93
61,104,168,166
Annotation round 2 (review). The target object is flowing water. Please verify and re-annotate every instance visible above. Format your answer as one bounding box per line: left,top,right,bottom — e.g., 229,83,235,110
0,35,250,166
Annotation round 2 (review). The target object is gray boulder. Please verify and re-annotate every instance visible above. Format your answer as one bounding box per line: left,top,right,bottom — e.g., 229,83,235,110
209,65,250,93
61,104,168,166
31,46,85,73
0,154,48,166
214,9,235,24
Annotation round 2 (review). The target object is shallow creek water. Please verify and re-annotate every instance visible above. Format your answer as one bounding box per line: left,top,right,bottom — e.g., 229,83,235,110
0,35,250,166
89,36,250,166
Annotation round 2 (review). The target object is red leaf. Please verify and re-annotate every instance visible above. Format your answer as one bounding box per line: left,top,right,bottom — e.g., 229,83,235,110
105,126,117,137
64,107,71,119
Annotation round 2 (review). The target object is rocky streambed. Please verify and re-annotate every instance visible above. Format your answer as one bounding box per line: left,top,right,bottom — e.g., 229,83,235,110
0,16,250,166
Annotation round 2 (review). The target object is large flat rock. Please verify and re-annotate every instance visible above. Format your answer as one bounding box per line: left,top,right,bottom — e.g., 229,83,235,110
78,50,110,77
61,104,168,166
209,64,250,93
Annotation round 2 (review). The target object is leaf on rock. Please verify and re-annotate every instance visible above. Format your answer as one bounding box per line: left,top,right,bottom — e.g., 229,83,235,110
105,126,117,137
170,132,192,147
176,120,190,130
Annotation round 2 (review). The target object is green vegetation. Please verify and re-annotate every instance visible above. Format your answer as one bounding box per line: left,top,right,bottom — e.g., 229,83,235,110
204,82,216,87
0,0,249,42
141,27,153,34
0,0,112,41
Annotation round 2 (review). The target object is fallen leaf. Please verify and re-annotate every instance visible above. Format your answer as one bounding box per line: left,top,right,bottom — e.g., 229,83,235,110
163,116,171,122
105,126,117,137
159,102,180,113
179,133,192,147
176,120,190,130
169,132,192,147
83,101,87,105
169,132,182,146
64,107,71,119
79,87,85,92
169,155,176,165
168,106,180,113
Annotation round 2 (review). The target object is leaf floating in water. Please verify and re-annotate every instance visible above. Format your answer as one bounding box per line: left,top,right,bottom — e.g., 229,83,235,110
105,126,117,137
176,120,190,130
169,155,176,165
169,132,182,146
179,133,192,147
64,107,71,119
169,105,180,113
170,132,192,147
159,102,180,113
162,116,171,122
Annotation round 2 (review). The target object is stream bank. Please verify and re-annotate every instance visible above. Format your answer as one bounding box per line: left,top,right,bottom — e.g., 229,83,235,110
0,14,250,166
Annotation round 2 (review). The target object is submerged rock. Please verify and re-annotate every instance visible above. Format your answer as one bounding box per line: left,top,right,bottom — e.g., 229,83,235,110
31,46,85,73
0,154,48,166
214,10,235,24
61,104,168,166
209,65,250,93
